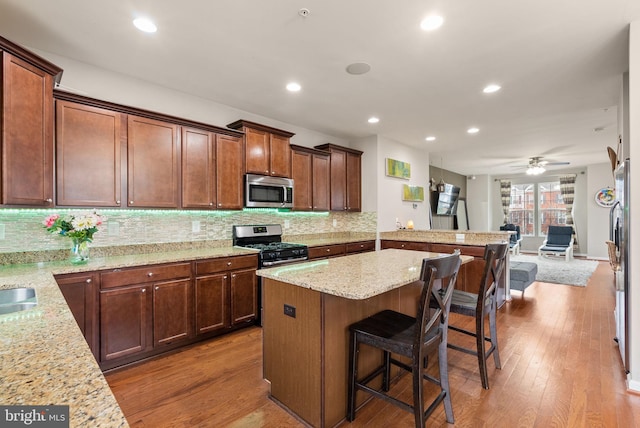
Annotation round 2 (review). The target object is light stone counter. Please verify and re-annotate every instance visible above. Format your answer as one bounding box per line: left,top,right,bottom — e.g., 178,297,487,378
0,245,258,428
257,248,472,300
283,232,376,248
380,229,509,246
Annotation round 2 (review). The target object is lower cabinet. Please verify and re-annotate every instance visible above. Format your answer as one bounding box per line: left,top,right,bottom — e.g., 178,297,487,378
308,241,376,260
54,272,99,360
346,240,376,254
98,262,193,370
380,239,429,251
194,255,258,337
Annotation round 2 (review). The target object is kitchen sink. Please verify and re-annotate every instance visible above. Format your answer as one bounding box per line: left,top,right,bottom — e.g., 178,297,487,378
0,287,37,314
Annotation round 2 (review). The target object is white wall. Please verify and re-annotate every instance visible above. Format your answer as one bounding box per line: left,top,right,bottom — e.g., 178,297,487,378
627,20,640,392
466,174,491,231
587,162,616,259
35,49,349,150
352,136,378,214
375,136,430,232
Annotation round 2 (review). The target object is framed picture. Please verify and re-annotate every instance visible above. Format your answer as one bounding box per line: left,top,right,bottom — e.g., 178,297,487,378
594,187,615,207
386,158,411,179
402,184,424,202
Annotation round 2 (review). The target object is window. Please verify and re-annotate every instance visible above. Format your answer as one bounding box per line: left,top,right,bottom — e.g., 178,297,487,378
508,181,566,237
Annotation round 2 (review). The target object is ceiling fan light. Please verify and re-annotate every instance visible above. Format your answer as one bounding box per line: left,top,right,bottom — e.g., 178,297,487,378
527,165,545,175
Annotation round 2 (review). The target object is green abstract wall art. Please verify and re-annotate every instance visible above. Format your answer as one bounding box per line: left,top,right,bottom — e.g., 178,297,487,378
402,185,424,202
385,158,410,179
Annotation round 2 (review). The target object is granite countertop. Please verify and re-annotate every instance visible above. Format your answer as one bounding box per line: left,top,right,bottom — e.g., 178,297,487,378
283,233,376,248
379,229,509,246
257,248,473,300
0,245,259,428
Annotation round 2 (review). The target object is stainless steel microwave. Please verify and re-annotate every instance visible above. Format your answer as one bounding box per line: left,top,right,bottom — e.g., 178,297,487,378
245,174,293,208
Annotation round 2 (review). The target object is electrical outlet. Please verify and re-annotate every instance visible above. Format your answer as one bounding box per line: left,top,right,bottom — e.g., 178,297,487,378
0,224,5,240
192,220,201,233
332,219,337,227
284,219,290,229
284,304,296,318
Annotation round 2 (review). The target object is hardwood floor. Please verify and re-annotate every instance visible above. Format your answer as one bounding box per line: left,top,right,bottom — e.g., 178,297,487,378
106,261,640,427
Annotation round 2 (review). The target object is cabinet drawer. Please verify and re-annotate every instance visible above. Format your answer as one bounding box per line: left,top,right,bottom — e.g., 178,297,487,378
196,255,258,275
308,244,346,259
346,241,375,253
101,263,191,289
380,240,428,251
430,243,485,258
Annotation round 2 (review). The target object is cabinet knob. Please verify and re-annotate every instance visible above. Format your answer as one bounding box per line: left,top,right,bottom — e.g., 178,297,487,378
141,288,146,293
232,274,236,278
218,203,222,207
360,244,364,248
155,286,159,291
45,198,53,203
130,201,134,205
85,278,92,283
147,272,153,277
227,262,232,266
224,275,228,280
326,248,331,252
116,200,121,204
401,244,405,248
209,202,214,206
265,170,269,174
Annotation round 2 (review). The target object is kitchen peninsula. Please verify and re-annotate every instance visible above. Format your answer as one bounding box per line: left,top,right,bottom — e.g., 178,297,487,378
258,248,473,428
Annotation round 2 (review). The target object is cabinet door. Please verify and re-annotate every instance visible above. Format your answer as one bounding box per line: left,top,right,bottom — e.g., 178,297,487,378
269,133,291,177
380,240,429,251
153,278,193,346
55,272,98,359
195,273,229,335
291,149,312,211
245,127,269,175
56,101,122,206
127,115,180,208
346,151,361,212
182,127,216,209
216,134,243,209
100,285,153,361
1,52,54,206
230,268,257,325
312,153,330,211
329,149,347,211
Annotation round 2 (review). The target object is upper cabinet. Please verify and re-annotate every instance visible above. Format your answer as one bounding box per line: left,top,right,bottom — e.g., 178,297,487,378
1,36,62,206
290,145,330,211
227,120,295,178
127,115,180,208
182,127,216,209
314,144,362,212
56,100,124,207
215,134,244,210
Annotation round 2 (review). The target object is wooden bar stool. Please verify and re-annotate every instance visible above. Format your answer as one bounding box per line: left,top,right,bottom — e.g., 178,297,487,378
446,242,508,389
346,253,461,427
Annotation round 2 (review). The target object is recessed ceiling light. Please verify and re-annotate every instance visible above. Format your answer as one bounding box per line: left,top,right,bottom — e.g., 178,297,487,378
420,15,444,31
425,136,436,141
368,117,380,124
133,17,157,33
286,82,301,92
346,62,371,75
483,84,501,93
467,127,480,134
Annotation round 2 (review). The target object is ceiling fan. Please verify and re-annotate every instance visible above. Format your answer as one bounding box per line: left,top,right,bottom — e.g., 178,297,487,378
513,156,570,175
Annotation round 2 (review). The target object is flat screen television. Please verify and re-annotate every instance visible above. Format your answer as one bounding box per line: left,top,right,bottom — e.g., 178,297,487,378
434,183,460,216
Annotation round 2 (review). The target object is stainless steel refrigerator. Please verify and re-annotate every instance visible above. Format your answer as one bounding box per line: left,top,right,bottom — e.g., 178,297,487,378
611,158,630,373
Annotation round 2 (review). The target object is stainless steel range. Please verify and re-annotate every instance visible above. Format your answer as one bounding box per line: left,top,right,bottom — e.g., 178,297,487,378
232,224,308,267
233,224,308,326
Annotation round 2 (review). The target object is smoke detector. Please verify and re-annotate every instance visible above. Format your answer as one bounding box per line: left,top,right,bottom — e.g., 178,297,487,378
299,8,310,17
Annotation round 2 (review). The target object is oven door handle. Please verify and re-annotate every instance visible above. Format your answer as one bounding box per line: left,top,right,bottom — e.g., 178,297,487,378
262,257,308,267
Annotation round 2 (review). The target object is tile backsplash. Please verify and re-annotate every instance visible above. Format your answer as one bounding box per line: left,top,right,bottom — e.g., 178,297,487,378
0,209,377,255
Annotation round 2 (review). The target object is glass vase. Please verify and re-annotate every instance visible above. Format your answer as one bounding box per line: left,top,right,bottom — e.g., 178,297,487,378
70,238,90,264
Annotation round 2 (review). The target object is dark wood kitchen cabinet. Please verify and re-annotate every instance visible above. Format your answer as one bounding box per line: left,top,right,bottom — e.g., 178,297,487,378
54,272,99,360
380,239,429,251
314,143,362,212
291,145,330,211
1,37,62,207
182,126,216,209
227,120,295,178
215,134,244,209
346,240,376,254
194,254,258,336
55,100,124,207
99,262,192,369
127,115,180,208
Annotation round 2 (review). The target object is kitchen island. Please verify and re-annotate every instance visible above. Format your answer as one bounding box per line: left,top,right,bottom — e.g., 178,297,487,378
258,248,472,428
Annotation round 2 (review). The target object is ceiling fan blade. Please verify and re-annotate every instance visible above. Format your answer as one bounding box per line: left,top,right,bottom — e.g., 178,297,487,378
545,161,570,166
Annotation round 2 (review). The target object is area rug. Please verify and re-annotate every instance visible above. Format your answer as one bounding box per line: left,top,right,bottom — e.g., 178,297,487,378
510,254,599,287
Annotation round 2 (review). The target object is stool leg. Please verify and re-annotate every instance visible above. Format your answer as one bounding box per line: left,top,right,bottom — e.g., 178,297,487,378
438,339,454,423
412,352,425,428
476,310,489,389
489,304,501,370
382,350,391,392
347,332,358,421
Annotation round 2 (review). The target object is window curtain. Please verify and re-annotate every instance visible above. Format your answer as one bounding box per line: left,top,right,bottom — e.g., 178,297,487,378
499,180,511,224
559,174,577,245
